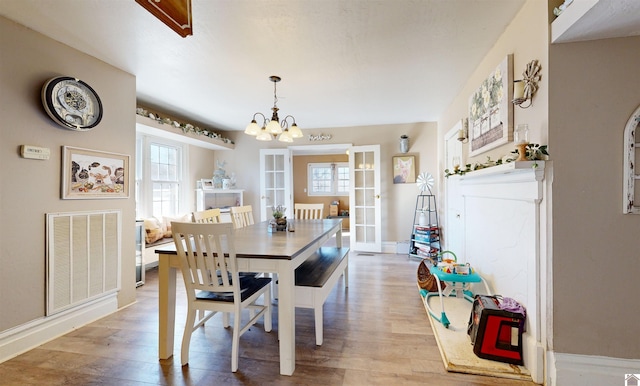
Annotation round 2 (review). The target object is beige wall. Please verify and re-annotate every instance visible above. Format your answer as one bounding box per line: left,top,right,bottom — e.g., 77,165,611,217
438,0,640,362
292,154,349,216
0,17,137,330
438,0,549,172
221,122,438,242
187,144,221,212
549,36,640,359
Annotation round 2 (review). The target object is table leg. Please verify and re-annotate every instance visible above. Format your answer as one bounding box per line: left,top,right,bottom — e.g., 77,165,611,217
158,254,177,359
277,262,295,375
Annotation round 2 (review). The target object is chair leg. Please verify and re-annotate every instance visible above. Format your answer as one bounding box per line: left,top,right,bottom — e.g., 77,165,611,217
181,308,197,366
231,309,241,372
264,287,272,332
314,303,323,346
271,273,278,301
222,312,230,328
344,264,349,287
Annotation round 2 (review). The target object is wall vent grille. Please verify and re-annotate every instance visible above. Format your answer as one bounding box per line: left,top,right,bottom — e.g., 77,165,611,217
46,210,121,315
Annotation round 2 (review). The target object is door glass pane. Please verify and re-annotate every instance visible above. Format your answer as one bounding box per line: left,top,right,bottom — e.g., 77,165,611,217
364,170,375,188
265,155,275,171
274,190,285,208
355,207,365,224
275,154,284,170
354,152,364,168
275,170,284,187
365,225,376,242
356,225,365,242
355,189,365,206
265,172,274,189
363,151,374,169
354,170,364,187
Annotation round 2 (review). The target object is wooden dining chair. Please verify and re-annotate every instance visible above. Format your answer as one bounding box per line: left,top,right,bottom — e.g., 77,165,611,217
229,205,254,229
171,221,272,372
294,203,324,219
191,208,222,223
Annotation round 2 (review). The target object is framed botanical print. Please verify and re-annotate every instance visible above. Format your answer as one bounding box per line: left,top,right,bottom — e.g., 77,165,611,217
468,54,514,157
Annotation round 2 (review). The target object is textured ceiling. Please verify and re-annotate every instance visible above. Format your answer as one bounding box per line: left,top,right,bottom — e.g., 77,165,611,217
1,0,530,132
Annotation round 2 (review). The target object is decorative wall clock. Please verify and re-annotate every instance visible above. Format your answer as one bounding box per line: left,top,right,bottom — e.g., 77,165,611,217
41,76,103,131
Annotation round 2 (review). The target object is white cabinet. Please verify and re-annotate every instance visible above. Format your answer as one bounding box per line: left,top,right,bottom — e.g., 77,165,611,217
196,189,244,222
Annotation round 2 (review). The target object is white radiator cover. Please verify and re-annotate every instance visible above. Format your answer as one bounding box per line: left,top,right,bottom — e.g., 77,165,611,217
46,210,121,315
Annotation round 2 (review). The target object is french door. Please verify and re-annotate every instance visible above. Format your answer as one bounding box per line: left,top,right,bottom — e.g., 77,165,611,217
259,149,293,221
348,145,381,252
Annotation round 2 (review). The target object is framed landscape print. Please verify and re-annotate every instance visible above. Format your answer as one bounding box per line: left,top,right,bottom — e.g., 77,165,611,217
62,146,129,199
468,54,514,157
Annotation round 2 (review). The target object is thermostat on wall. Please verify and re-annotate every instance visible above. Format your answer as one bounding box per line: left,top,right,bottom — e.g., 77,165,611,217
20,145,50,160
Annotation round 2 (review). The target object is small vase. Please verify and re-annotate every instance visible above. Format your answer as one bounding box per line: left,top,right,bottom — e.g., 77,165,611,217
275,217,287,231
418,212,428,226
400,135,409,153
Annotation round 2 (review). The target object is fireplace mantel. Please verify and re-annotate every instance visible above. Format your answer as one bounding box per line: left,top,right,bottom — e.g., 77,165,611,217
444,159,548,382
460,160,545,182
457,161,546,203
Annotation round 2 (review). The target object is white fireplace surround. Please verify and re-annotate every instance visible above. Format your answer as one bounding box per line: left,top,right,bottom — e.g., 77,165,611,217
444,161,547,384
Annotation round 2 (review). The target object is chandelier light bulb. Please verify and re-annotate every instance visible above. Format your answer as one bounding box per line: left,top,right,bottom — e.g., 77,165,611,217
266,119,282,134
278,129,293,143
256,126,272,141
244,120,260,136
289,123,303,138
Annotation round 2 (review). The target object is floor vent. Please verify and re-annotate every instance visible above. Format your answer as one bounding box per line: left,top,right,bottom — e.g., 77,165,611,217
46,210,121,316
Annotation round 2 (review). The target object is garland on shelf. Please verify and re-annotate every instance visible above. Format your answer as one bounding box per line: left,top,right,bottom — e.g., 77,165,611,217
136,107,234,144
444,144,549,178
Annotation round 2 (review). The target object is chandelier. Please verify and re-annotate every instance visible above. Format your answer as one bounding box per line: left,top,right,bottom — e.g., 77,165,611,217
244,75,303,142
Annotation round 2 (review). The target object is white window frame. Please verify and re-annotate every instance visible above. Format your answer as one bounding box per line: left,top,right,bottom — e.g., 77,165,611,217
136,133,189,219
307,162,349,197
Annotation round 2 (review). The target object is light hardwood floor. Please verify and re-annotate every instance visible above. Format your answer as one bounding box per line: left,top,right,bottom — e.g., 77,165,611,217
0,248,538,385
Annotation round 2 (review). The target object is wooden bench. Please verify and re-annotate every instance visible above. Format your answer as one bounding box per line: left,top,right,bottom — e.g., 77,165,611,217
294,246,349,345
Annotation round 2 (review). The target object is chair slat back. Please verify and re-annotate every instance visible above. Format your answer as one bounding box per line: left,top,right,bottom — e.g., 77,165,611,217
171,222,238,296
229,205,254,229
294,203,324,219
192,208,222,223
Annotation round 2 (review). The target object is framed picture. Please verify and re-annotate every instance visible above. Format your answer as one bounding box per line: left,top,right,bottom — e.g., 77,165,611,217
62,146,129,199
468,54,514,157
393,155,416,184
200,179,214,190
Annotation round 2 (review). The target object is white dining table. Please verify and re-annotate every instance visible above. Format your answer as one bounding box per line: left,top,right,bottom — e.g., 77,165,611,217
155,218,343,376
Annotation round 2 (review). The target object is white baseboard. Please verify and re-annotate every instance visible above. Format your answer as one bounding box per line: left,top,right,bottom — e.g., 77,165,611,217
382,241,404,254
551,351,640,386
0,294,118,364
524,334,545,384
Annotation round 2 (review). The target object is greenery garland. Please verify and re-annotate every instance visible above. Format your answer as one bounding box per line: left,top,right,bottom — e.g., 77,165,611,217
444,144,549,178
136,107,234,144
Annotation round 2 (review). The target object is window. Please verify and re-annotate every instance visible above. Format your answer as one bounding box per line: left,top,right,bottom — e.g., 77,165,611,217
136,134,188,219
307,162,349,196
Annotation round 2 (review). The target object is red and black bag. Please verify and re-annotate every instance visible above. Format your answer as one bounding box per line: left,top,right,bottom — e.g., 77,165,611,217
467,295,526,366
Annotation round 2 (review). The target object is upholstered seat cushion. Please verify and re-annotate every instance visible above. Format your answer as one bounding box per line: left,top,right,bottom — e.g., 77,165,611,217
196,277,272,302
